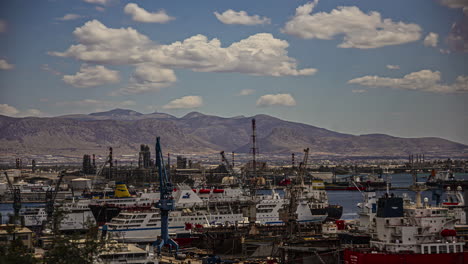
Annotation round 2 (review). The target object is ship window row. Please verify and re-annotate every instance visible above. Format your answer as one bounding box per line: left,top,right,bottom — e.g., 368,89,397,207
100,253,147,260
423,244,463,254
149,219,161,223
258,205,276,208
119,215,133,219
130,220,144,223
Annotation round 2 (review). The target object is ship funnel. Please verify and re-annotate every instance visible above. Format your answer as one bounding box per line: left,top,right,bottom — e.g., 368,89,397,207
114,182,131,198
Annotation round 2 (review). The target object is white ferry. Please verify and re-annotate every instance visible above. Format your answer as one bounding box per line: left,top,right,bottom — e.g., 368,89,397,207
102,186,327,242
19,200,95,231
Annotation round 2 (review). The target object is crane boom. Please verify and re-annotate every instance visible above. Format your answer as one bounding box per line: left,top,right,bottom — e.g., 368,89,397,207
3,172,13,190
4,172,21,222
298,148,310,186
45,171,66,218
220,151,234,175
153,137,178,253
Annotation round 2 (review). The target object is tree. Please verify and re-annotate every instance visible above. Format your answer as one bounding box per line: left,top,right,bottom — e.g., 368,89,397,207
43,208,112,264
0,226,37,264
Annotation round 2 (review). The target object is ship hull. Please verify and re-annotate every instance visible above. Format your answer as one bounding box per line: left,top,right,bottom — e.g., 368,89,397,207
311,205,343,221
325,185,366,191
89,204,122,226
89,204,152,226
344,249,468,264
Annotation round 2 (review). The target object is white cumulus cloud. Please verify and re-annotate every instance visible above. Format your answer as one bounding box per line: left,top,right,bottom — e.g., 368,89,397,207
163,96,203,109
124,3,174,23
51,20,315,76
423,32,439,47
21,109,44,117
214,9,270,25
63,64,120,88
282,0,422,49
386,65,400,70
114,64,176,95
57,99,136,111
348,70,468,93
0,104,19,116
0,20,6,33
57,14,82,21
50,20,316,94
447,16,468,52
440,48,451,54
84,0,110,6
352,89,367,93
239,89,254,96
438,0,468,14
49,20,152,65
0,104,44,117
256,93,296,107
0,59,14,70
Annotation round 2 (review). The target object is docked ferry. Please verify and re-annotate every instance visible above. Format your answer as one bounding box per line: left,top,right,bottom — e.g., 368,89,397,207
101,186,327,242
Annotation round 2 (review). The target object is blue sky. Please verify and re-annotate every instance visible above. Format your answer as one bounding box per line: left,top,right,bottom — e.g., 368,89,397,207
0,0,467,144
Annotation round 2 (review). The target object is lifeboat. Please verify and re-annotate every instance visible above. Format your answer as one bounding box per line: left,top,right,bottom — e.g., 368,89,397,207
192,189,197,193
213,189,224,193
442,202,459,206
279,179,292,186
185,223,193,230
441,229,457,237
199,189,211,194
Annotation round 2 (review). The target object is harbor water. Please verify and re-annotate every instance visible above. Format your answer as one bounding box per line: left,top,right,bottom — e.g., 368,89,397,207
2,173,468,223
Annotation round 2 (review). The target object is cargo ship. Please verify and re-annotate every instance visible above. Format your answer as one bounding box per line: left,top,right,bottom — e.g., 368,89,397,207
344,191,468,264
325,173,389,191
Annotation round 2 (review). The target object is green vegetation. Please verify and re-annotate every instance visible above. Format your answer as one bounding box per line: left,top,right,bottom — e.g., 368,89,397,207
43,208,110,264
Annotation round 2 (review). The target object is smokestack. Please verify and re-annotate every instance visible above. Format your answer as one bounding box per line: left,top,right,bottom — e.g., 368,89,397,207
251,119,257,178
109,147,113,169
32,159,36,173
92,154,96,168
232,152,235,169
292,153,295,168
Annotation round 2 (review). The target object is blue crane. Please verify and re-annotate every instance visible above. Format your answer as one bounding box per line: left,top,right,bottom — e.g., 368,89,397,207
153,137,179,253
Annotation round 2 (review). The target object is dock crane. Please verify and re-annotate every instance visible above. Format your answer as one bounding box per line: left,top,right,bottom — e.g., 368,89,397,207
45,171,66,218
3,172,21,223
220,151,235,176
297,148,310,186
153,137,178,253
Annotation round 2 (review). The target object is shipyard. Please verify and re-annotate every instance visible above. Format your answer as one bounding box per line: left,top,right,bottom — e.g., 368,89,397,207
1,0,468,263
0,116,467,264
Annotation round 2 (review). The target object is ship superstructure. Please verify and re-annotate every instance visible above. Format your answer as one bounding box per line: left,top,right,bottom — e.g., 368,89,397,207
344,191,468,263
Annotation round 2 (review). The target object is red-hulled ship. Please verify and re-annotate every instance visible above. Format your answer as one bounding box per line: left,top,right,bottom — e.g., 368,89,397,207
344,190,468,264
344,249,468,264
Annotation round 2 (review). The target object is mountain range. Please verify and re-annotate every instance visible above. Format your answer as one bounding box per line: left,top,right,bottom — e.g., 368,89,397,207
0,108,466,158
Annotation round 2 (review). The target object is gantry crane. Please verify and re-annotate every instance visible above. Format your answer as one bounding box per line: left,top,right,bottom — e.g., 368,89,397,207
153,137,178,253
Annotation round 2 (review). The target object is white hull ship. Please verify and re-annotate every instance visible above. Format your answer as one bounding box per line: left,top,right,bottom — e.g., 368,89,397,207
102,186,327,243
20,200,95,231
